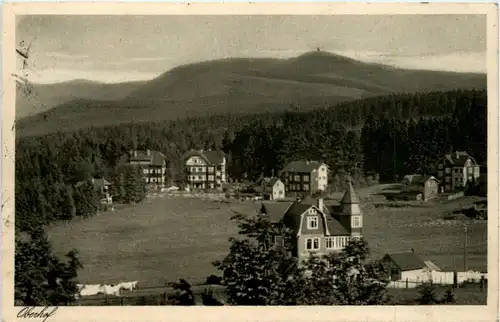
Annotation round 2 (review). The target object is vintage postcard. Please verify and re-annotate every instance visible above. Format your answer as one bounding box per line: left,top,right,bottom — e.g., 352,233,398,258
2,3,499,322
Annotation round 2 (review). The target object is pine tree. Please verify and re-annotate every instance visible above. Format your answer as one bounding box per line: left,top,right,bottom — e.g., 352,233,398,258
15,227,83,305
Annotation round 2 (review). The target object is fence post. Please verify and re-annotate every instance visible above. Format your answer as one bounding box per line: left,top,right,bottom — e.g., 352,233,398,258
405,278,408,289
453,271,458,289
121,297,124,306
105,294,108,305
163,292,167,305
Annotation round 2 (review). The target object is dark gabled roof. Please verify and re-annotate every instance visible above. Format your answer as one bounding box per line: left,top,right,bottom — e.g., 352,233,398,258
340,181,360,204
415,175,439,185
260,202,294,223
281,161,326,173
182,150,225,165
383,252,425,271
325,216,350,235
75,177,111,191
130,150,167,167
444,151,477,166
403,174,423,184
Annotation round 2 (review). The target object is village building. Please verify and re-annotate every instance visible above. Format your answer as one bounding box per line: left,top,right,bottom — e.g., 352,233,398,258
436,151,480,192
254,177,285,200
256,180,363,261
75,177,113,206
182,149,227,191
128,150,168,190
280,161,328,196
403,175,439,201
381,251,441,281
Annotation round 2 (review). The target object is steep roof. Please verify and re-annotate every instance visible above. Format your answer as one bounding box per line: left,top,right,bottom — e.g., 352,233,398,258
415,175,439,186
260,202,294,223
75,177,111,191
444,151,476,166
182,150,225,165
261,200,350,236
281,161,326,173
130,150,167,167
340,181,360,204
403,174,423,185
383,252,425,271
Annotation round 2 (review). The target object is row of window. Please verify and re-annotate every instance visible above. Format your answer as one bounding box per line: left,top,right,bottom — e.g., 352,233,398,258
306,215,362,230
439,167,476,175
305,236,354,251
189,166,218,173
289,183,310,191
145,177,164,183
188,175,218,181
143,168,166,175
288,175,327,182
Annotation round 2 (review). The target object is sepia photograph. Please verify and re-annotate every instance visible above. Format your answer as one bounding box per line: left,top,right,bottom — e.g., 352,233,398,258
2,3,499,322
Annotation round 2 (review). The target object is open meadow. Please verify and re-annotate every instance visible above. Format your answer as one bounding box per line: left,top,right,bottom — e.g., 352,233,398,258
48,184,488,291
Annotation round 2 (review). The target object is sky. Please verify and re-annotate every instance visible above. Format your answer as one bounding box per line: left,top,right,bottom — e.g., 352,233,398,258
16,15,487,84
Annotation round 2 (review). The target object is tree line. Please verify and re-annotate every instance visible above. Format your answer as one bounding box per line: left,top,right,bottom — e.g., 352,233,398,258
15,89,486,232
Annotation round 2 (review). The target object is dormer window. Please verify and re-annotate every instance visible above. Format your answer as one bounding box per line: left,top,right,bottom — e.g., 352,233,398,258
307,215,318,229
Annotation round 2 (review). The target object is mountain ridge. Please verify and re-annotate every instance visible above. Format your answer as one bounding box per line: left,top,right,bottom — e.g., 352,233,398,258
16,51,486,137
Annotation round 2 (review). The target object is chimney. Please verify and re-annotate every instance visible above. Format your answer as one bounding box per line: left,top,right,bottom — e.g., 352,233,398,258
147,149,151,156
134,150,138,157
317,198,324,211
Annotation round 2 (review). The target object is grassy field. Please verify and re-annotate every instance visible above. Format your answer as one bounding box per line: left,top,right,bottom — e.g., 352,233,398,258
48,184,488,291
49,196,248,287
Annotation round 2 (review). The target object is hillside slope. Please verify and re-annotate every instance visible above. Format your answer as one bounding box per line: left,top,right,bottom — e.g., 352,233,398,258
16,79,145,119
16,51,486,137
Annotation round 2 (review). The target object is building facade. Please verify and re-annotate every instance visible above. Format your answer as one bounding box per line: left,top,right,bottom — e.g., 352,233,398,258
436,151,480,192
405,175,439,201
258,177,285,200
382,252,431,281
258,180,363,261
183,150,227,191
280,161,328,195
129,150,168,190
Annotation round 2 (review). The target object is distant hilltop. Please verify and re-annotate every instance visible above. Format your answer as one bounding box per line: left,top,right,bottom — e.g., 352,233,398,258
16,50,486,136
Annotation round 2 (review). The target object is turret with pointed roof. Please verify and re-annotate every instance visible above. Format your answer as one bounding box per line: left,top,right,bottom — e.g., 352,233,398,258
339,178,363,236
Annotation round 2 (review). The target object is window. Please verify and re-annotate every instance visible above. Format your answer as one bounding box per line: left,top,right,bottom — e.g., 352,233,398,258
208,167,214,173
351,216,362,228
294,175,300,181
437,171,443,177
467,167,472,174
279,190,283,195
303,175,310,182
438,164,443,169
445,168,451,174
143,169,149,174
326,237,335,249
308,208,317,215
208,175,214,181
305,237,320,250
307,215,319,229
303,184,310,191
445,177,451,183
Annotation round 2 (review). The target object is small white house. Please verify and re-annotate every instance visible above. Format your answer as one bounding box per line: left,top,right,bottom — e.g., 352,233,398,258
382,251,440,281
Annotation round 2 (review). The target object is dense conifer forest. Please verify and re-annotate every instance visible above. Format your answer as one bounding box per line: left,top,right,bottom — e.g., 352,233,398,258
15,89,487,233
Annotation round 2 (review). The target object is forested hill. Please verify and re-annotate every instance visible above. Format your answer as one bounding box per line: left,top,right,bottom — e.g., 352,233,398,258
15,89,486,232
16,51,485,137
